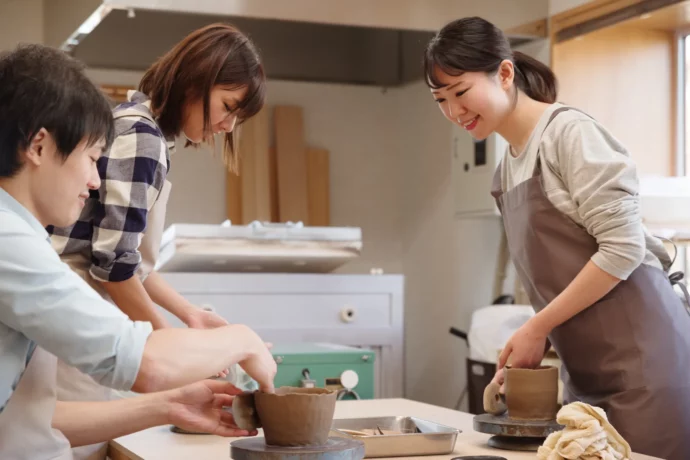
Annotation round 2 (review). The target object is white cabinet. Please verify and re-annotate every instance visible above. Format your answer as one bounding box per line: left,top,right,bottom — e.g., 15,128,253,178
159,273,405,399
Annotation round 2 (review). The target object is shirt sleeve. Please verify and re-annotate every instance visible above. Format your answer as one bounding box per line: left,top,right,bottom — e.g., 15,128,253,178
90,117,168,282
0,213,153,391
554,119,646,280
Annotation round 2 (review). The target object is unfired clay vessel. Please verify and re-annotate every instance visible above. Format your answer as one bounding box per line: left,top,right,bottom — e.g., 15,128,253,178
504,365,558,420
254,387,337,447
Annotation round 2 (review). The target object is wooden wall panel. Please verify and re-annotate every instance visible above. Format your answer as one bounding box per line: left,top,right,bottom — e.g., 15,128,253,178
239,107,272,223
274,106,309,223
306,147,330,226
553,26,676,176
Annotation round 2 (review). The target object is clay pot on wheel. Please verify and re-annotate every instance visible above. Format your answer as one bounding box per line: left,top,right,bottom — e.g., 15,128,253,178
504,366,558,420
254,387,337,447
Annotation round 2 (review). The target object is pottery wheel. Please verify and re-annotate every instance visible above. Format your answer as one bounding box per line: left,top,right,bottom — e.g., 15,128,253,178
230,437,365,460
473,413,563,452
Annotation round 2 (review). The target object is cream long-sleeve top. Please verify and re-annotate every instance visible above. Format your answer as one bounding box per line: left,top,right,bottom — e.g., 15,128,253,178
500,102,672,280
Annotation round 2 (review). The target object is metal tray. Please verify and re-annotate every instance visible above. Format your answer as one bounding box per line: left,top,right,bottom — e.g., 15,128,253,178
330,416,460,458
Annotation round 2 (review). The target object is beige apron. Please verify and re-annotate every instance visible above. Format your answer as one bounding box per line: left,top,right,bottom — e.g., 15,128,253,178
56,179,172,460
0,347,73,459
491,107,690,460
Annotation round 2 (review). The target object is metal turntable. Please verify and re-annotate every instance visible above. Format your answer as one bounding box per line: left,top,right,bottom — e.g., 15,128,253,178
230,436,365,460
473,413,563,452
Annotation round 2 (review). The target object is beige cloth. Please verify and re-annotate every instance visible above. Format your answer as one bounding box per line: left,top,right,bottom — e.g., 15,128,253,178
0,348,73,459
56,179,172,460
537,402,632,460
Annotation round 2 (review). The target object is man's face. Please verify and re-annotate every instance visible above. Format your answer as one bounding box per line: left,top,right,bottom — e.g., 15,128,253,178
27,129,103,227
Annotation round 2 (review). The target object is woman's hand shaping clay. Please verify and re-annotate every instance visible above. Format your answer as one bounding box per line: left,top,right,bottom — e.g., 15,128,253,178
497,317,548,371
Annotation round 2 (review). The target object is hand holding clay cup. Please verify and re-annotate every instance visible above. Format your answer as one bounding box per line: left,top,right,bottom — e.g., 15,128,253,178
504,365,558,420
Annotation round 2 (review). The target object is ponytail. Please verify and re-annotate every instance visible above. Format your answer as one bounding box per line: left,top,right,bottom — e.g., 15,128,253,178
425,17,559,104
513,51,557,104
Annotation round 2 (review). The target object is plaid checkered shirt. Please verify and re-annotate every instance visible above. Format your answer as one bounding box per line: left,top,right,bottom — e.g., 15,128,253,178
48,91,174,282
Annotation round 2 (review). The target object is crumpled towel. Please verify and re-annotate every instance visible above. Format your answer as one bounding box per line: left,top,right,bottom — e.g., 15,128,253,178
537,402,632,460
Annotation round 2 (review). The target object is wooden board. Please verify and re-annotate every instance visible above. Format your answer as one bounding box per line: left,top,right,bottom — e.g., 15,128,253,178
225,168,242,225
269,146,279,222
274,106,309,223
551,0,684,42
504,18,548,38
239,107,272,223
306,147,330,226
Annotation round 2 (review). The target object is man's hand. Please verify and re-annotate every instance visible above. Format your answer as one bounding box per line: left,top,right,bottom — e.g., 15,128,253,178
236,326,277,393
166,380,258,437
185,308,230,329
183,307,231,378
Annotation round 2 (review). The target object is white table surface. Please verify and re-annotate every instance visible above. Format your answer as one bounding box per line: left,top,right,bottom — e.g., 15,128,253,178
108,398,660,460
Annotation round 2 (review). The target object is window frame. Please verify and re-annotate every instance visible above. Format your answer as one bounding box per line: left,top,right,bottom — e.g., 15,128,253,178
675,31,688,272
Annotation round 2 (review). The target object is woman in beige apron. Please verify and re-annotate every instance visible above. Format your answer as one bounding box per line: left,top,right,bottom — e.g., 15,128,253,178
490,108,690,460
424,17,690,459
49,23,267,460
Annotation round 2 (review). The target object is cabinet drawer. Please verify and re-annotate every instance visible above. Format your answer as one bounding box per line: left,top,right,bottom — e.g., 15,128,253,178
182,294,391,328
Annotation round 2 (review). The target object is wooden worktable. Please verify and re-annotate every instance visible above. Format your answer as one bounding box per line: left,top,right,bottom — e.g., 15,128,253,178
108,398,660,460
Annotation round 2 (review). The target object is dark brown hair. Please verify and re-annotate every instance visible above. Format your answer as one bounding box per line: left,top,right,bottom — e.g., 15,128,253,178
139,23,265,173
0,44,114,178
424,17,557,104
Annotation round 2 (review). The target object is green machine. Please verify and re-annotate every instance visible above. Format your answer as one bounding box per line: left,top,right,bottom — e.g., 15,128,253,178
271,343,376,400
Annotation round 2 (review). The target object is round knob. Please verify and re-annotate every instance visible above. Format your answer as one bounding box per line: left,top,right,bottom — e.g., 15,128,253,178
275,356,283,364
340,370,359,390
340,307,356,323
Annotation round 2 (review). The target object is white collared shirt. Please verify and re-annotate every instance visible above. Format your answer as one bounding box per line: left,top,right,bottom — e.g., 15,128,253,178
0,187,153,413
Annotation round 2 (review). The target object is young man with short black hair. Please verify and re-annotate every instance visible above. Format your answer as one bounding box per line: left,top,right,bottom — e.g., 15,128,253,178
0,44,275,459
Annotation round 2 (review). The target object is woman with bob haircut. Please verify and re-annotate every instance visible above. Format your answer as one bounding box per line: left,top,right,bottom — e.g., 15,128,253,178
49,23,266,460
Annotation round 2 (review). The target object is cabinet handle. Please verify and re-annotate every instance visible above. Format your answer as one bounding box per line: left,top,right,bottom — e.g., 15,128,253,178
340,307,356,323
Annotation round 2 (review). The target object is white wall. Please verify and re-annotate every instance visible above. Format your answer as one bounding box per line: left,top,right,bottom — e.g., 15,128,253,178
0,0,43,51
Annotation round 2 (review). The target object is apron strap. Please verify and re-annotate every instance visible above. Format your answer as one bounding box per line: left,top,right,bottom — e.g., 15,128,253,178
669,271,690,316
657,236,690,315
532,106,595,177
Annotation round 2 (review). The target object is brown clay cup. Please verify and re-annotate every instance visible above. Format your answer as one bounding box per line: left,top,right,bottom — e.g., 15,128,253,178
504,365,559,420
254,387,337,447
